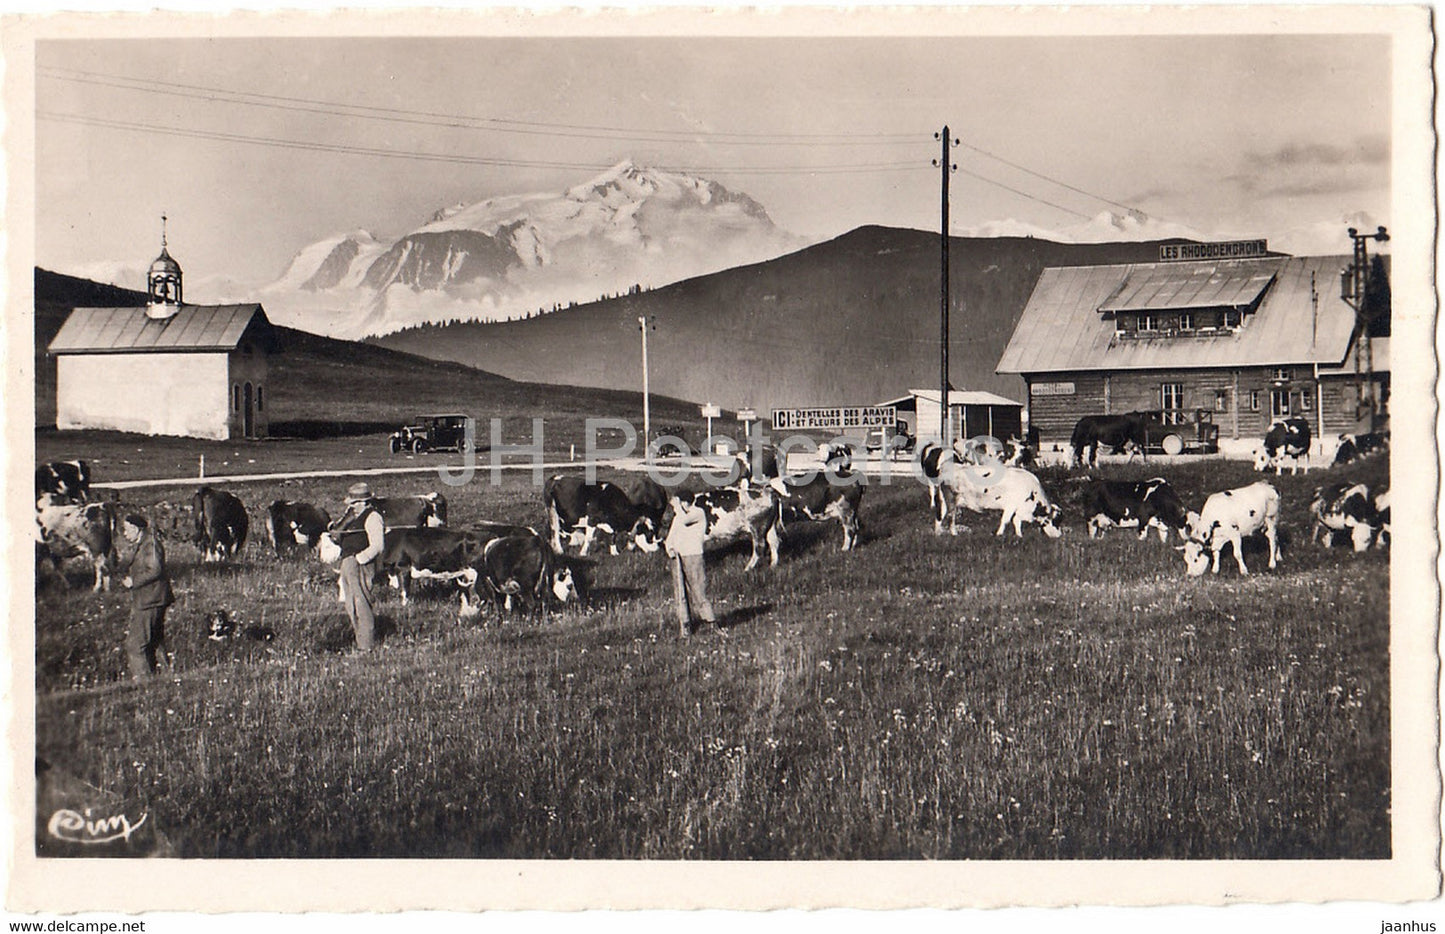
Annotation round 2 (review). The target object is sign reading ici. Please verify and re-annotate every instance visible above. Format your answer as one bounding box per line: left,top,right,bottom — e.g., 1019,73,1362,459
772,406,897,431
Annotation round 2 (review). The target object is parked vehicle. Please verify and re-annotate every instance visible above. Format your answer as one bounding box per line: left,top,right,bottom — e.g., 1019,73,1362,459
1134,408,1220,455
865,422,916,456
389,414,475,454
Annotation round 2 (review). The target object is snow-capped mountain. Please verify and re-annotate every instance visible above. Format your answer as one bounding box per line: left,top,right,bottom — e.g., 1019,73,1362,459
259,161,811,338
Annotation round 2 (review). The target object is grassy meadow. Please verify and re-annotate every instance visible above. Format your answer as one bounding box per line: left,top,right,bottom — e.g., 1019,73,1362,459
33,451,1390,859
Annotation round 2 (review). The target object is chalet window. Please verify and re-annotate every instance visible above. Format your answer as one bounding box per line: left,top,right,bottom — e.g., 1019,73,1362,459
1224,309,1242,328
1141,314,1159,332
1249,390,1261,412
1300,390,1312,412
1214,390,1228,412
1272,367,1292,382
1179,312,1194,330
1270,388,1291,419
1161,383,1184,412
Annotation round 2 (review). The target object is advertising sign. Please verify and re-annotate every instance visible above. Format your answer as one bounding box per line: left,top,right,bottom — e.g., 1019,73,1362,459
771,406,896,431
1159,239,1268,262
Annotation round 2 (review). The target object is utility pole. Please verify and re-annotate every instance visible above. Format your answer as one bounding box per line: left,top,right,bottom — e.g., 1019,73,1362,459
934,126,959,443
638,315,655,458
1342,226,1389,434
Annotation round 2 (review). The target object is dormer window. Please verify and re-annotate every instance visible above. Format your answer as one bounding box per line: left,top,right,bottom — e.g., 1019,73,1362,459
1224,309,1242,328
1179,312,1194,331
1140,313,1159,332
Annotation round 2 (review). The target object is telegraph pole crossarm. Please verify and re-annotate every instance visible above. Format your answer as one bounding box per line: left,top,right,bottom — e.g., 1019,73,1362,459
1343,225,1389,434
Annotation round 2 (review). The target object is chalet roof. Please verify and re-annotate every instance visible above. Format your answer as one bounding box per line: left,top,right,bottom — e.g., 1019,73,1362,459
48,304,275,355
997,255,1362,375
880,389,1023,409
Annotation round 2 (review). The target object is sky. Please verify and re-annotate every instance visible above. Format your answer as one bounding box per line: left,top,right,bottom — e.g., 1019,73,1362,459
34,26,1395,291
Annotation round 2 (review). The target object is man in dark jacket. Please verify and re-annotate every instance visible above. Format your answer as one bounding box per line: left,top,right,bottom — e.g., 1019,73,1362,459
120,515,173,680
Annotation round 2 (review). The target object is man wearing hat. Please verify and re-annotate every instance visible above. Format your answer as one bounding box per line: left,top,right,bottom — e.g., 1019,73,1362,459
333,481,387,652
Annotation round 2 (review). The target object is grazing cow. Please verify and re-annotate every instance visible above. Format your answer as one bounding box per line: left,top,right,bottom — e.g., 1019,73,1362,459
192,487,248,562
771,471,864,552
35,460,92,503
957,435,1006,466
374,493,447,529
684,486,782,570
1254,418,1312,475
1080,477,1189,541
1332,432,1389,466
265,500,331,556
918,441,959,510
375,527,484,606
935,462,1062,538
1179,481,1280,577
1374,489,1390,548
35,494,116,591
543,475,664,556
1070,414,1147,467
817,441,853,472
1310,482,1383,552
476,533,577,618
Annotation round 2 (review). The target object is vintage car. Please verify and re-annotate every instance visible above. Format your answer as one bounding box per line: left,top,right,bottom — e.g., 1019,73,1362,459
1134,408,1221,455
388,414,475,454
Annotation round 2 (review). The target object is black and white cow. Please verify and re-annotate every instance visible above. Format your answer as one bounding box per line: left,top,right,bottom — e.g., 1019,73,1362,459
935,462,1063,538
192,487,248,562
771,472,864,552
1310,482,1385,552
1002,436,1035,468
684,486,782,570
265,500,331,556
35,460,92,504
374,527,484,606
1179,481,1280,577
734,444,783,488
1374,489,1390,548
1254,418,1312,475
474,533,578,618
1332,432,1389,466
918,441,959,511
543,475,664,556
374,492,448,529
35,493,116,591
957,435,1006,466
1070,414,1147,467
1080,477,1189,541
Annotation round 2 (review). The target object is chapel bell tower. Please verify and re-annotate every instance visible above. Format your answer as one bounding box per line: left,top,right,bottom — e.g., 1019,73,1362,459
146,214,183,319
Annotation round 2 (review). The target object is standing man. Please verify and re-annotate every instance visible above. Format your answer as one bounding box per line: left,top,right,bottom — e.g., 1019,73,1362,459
664,494,716,637
120,514,172,680
332,482,387,653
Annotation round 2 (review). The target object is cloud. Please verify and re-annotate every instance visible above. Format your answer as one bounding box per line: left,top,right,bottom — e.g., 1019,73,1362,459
1251,135,1390,169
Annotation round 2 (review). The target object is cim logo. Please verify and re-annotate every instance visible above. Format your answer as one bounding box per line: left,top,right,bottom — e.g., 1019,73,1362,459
47,807,148,845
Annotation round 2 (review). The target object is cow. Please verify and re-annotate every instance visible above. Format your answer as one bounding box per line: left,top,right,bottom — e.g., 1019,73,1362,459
1254,418,1312,475
1080,477,1189,542
1310,482,1383,552
818,440,853,471
475,533,578,619
1332,432,1389,466
1179,481,1280,577
372,527,485,606
771,472,864,552
543,475,664,556
374,492,447,529
957,435,1006,466
918,441,959,510
468,521,585,613
735,444,783,488
1070,414,1147,468
35,494,116,591
1374,489,1391,548
1002,436,1035,468
265,500,331,556
35,460,92,503
683,486,782,570
934,462,1063,538
192,487,248,562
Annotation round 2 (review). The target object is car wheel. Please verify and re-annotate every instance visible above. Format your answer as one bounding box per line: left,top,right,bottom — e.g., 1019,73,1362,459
389,437,402,454
460,436,473,454
1161,434,1185,456
412,438,428,454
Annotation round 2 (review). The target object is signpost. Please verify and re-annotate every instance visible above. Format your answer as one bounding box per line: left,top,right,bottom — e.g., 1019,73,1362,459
771,406,896,432
701,403,721,446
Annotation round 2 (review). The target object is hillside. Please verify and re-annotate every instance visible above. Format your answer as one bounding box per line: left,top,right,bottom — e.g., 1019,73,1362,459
374,226,1206,411
34,268,704,442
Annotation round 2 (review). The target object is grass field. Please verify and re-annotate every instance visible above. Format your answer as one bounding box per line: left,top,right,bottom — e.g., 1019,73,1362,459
33,451,1390,859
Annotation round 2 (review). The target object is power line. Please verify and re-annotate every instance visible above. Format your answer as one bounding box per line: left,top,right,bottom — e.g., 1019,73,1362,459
39,110,929,176
956,166,1093,220
960,139,1141,216
39,67,922,147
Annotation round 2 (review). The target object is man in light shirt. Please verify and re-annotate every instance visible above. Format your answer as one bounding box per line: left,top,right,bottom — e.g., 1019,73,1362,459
332,481,387,652
665,494,716,637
